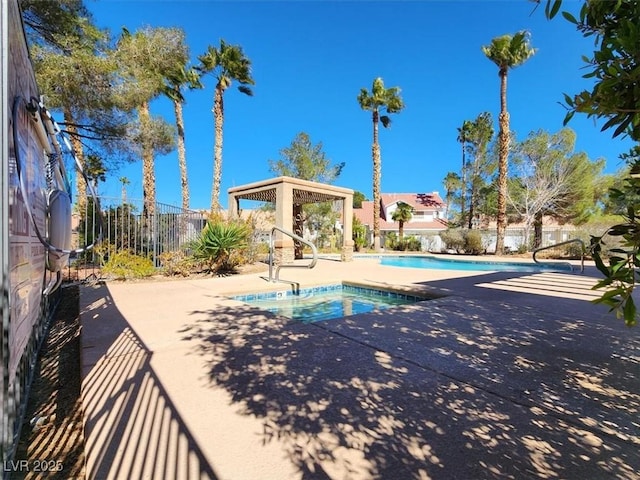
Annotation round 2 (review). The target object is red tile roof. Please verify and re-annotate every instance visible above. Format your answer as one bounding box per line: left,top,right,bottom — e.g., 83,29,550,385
380,192,445,208
354,192,448,231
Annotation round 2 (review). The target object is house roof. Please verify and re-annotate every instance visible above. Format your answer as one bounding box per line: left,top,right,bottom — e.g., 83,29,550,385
354,194,448,231
381,192,445,209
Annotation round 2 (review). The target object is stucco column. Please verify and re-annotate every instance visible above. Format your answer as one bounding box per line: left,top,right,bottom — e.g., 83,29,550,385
341,195,354,262
274,182,294,264
227,193,239,218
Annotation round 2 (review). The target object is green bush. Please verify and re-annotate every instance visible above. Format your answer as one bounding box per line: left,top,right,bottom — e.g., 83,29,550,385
193,218,250,272
403,236,422,252
101,250,156,280
353,216,367,251
464,230,484,255
440,229,465,253
385,232,398,250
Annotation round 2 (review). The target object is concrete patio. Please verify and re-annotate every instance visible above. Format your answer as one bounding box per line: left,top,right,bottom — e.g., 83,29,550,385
79,256,640,479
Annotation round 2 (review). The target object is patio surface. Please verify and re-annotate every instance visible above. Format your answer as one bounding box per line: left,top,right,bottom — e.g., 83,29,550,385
79,256,640,480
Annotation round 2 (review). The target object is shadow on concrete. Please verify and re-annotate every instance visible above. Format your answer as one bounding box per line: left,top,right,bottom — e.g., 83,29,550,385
80,283,219,480
180,288,640,479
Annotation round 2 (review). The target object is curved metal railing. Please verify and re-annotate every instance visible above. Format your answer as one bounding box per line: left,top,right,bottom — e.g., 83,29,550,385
269,226,318,282
533,238,585,273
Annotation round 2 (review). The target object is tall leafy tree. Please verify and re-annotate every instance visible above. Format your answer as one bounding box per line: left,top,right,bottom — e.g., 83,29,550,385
198,40,255,212
466,112,495,229
457,120,473,226
357,77,405,251
508,128,604,249
20,0,92,49
268,132,344,183
115,27,186,228
26,3,130,212
391,202,413,242
163,66,203,212
482,31,536,255
443,171,462,222
269,132,344,258
353,191,367,209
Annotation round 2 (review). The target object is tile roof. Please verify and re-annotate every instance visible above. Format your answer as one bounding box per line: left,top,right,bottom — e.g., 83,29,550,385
381,192,445,208
354,192,448,231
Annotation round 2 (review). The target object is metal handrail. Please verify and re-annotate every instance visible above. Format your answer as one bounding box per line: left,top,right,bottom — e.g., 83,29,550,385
269,226,318,282
532,238,585,273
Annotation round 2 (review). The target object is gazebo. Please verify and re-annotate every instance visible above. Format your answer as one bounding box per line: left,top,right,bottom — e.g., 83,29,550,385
228,176,354,263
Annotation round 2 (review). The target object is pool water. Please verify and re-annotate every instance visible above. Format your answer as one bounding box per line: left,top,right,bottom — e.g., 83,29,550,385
233,284,424,323
380,255,572,272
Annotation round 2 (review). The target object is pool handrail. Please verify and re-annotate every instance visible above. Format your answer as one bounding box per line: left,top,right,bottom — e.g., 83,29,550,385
269,226,318,282
532,238,585,273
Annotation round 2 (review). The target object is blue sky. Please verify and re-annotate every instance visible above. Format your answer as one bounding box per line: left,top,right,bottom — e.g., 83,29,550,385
85,0,636,210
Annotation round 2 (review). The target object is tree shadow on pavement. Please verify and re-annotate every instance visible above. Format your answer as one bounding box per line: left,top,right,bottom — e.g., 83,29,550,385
180,292,640,480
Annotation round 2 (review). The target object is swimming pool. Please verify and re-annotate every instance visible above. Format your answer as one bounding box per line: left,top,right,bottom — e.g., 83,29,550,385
380,255,573,272
232,283,428,323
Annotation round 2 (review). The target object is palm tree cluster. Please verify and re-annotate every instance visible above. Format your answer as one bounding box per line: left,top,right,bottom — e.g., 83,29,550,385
22,1,255,221
26,2,541,260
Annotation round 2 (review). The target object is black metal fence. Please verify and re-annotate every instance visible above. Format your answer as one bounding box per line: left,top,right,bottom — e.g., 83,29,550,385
68,197,207,280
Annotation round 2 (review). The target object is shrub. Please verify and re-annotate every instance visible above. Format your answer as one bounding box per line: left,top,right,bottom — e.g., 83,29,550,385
101,250,155,280
193,218,250,272
353,216,367,252
385,232,398,250
464,230,484,255
440,229,465,253
158,250,199,277
403,236,422,252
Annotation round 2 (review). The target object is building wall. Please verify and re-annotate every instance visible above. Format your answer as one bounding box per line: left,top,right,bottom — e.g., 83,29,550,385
2,0,55,464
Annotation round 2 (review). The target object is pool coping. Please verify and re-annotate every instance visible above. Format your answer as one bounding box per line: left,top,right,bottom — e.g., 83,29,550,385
227,279,446,303
229,280,444,304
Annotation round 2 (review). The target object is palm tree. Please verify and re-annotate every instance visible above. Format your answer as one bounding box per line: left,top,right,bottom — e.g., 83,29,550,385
357,77,405,251
163,66,202,212
119,176,130,204
115,27,186,235
198,40,255,212
482,31,535,254
457,120,473,226
391,202,413,243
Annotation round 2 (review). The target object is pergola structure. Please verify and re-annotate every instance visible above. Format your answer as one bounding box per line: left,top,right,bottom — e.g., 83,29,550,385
228,176,354,263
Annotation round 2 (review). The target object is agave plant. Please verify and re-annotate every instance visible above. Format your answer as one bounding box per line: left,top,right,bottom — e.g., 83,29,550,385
194,219,250,272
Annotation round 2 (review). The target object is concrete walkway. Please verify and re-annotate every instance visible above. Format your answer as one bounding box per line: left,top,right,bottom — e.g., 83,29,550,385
79,257,640,480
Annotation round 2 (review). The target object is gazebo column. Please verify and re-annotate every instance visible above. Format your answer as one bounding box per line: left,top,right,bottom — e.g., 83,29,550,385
341,196,354,262
275,182,295,264
227,193,239,218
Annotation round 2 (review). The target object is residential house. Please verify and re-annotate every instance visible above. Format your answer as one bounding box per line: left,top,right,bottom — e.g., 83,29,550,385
354,192,448,249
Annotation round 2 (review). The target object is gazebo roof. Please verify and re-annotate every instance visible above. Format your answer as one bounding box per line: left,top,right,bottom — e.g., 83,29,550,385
228,176,353,205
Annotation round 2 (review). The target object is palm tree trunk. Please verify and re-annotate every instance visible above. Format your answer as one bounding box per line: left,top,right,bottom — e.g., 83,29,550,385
64,111,86,213
399,221,404,242
174,100,189,211
372,110,381,251
211,86,224,212
139,102,156,242
460,141,466,227
496,68,510,255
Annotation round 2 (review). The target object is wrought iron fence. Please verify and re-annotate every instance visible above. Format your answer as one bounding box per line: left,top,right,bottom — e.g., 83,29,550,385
68,197,207,280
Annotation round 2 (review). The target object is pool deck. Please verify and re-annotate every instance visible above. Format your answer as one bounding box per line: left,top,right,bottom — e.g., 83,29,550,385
79,255,640,480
